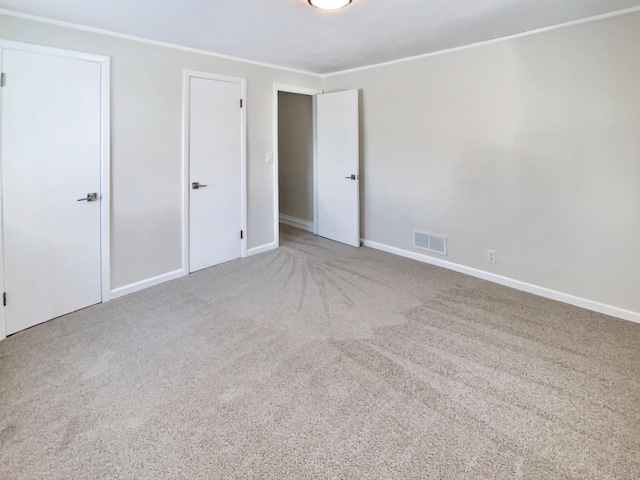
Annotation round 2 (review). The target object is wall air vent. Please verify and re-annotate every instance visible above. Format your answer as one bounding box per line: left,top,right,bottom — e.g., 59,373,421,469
414,231,447,256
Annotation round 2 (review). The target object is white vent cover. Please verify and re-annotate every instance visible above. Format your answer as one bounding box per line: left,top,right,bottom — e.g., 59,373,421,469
414,231,447,256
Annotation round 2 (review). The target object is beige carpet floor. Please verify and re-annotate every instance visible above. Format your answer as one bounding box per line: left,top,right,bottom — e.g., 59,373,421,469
1,225,639,479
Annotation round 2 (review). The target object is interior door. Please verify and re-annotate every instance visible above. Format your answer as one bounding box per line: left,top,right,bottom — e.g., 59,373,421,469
317,89,360,247
1,48,102,335
189,76,242,272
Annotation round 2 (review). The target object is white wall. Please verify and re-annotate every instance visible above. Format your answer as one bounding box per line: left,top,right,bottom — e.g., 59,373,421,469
0,14,321,290
278,92,314,223
324,11,640,315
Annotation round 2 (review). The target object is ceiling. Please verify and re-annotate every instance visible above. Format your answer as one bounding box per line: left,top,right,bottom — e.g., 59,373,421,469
1,0,639,74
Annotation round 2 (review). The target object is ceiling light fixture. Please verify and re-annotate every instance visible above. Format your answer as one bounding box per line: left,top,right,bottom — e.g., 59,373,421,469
308,0,352,10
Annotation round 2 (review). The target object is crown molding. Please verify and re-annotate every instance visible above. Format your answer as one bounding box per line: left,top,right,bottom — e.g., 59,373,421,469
322,6,640,77
2,6,639,79
0,8,321,77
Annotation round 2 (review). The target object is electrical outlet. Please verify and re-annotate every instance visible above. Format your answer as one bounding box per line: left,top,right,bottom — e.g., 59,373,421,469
487,250,496,264
266,151,273,163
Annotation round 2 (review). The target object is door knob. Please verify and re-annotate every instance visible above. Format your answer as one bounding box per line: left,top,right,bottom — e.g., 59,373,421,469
345,174,357,180
77,193,98,202
192,182,208,189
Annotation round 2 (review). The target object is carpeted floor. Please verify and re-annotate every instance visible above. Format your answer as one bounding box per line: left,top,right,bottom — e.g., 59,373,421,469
1,225,639,479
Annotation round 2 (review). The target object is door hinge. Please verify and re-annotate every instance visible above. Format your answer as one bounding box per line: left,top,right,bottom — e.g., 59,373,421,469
0,73,5,87
240,230,244,240
240,99,243,108
3,292,6,307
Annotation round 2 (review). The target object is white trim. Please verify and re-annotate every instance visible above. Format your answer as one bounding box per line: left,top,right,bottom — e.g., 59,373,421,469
240,79,248,260
1,6,639,78
100,56,111,303
247,242,278,257
181,70,247,276
273,84,323,248
279,214,313,233
0,40,111,340
181,73,190,278
110,269,185,299
362,239,640,325
324,6,640,77
273,85,324,97
0,8,319,77
0,38,110,64
312,95,319,235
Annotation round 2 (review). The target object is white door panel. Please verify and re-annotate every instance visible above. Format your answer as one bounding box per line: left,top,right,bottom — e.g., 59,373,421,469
317,89,360,247
2,49,102,335
189,77,242,272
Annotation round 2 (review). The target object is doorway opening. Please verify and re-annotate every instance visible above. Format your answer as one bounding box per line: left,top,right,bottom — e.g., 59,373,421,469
273,84,322,247
277,90,316,237
273,84,361,249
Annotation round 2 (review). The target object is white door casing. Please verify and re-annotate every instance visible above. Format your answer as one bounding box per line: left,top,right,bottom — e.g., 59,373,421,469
0,41,110,339
183,71,246,273
316,89,360,248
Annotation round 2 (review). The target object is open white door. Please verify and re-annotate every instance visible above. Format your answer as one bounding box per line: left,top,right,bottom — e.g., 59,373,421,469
188,74,244,272
317,89,360,247
1,46,106,335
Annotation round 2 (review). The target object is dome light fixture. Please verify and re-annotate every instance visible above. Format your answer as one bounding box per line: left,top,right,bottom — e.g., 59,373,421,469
308,0,353,10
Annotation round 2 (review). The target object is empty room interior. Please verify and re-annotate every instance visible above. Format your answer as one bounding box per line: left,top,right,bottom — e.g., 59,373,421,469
1,0,640,478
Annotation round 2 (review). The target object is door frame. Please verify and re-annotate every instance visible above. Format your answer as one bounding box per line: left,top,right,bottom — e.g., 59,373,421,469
0,40,111,341
181,70,247,274
273,84,323,248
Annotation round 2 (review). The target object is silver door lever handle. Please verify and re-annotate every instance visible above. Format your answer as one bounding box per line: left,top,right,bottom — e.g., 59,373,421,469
345,175,357,180
192,182,208,189
78,193,98,202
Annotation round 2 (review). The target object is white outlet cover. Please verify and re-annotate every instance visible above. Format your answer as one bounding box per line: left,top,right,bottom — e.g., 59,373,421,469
266,151,273,163
487,250,497,264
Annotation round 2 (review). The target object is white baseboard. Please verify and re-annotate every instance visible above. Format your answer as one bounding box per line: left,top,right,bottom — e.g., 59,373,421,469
279,214,313,233
110,268,186,299
247,242,278,257
362,239,640,325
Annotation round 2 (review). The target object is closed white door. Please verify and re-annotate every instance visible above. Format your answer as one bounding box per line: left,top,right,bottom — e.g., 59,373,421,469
189,76,242,272
317,89,360,247
1,48,103,335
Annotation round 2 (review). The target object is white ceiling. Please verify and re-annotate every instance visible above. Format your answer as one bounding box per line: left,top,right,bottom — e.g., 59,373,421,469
2,0,639,74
